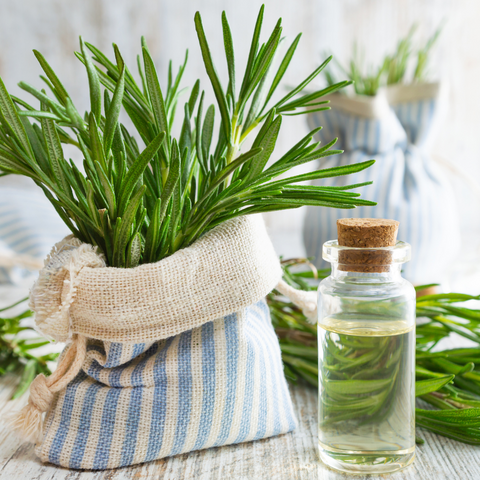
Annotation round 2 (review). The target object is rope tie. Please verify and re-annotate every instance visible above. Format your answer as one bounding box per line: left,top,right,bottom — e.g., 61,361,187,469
7,334,87,444
28,375,54,413
275,279,318,324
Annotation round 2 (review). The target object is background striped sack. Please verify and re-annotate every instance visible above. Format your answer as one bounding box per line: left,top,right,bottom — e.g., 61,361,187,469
0,177,69,285
36,299,296,470
303,83,460,284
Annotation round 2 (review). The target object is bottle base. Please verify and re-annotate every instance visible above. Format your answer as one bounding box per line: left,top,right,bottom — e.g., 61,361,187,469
318,442,415,474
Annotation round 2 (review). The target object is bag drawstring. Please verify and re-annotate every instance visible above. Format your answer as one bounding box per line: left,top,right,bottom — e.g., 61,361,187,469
275,279,318,324
7,334,87,444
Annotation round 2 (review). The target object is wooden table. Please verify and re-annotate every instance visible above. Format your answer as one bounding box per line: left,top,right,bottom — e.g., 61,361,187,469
0,376,479,480
1,288,480,480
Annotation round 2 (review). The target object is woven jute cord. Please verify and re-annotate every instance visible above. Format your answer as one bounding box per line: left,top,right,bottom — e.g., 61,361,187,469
275,279,317,322
8,215,318,443
7,334,87,443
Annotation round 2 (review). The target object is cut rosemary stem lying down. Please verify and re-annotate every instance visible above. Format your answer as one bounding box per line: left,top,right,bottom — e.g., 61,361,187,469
0,298,58,400
0,5,376,268
268,260,480,446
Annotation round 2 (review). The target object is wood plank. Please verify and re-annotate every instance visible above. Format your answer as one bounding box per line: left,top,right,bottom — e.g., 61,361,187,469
1,289,480,479
1,375,480,479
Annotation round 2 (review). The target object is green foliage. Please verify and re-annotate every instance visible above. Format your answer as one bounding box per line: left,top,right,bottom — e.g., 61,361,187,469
268,259,480,445
325,23,443,96
0,299,58,400
0,7,375,267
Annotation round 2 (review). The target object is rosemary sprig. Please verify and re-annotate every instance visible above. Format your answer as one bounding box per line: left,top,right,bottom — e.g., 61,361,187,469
0,6,375,268
325,23,443,96
0,299,58,399
268,260,480,445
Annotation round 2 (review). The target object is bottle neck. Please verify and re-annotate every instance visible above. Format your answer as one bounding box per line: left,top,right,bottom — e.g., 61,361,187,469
331,262,403,283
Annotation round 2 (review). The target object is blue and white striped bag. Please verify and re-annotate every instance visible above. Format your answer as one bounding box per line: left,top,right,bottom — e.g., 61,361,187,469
303,83,460,284
10,215,301,470
0,177,69,285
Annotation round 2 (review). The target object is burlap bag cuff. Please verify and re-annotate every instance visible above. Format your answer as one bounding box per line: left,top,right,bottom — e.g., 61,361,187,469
30,215,283,343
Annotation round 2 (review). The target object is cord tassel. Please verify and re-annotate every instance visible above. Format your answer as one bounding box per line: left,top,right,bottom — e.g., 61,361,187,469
6,334,87,443
275,279,318,324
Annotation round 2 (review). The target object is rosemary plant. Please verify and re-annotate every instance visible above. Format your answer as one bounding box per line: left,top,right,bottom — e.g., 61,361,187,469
268,260,480,445
0,6,375,268
325,24,443,96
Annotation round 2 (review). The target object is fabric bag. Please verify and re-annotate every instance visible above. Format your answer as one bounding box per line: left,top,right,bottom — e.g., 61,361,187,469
0,177,69,285
303,82,460,284
9,215,316,470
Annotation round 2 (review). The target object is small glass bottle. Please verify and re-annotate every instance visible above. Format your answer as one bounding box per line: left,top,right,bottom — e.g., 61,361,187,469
317,219,416,474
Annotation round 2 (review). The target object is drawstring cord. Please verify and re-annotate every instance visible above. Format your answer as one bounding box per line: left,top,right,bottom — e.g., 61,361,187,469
275,279,318,324
7,334,87,444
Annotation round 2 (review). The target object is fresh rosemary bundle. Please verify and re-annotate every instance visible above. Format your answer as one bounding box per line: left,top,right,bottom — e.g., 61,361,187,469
0,6,375,268
269,260,480,445
325,24,443,96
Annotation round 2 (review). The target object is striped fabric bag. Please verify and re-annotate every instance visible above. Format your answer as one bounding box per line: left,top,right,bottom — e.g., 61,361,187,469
9,215,312,470
303,83,460,283
0,177,69,285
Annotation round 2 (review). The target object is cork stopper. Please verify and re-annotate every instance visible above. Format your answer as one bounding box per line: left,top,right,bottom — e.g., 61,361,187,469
337,218,399,273
337,218,399,247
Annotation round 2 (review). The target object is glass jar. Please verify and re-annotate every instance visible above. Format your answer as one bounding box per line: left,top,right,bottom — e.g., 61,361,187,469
317,240,416,474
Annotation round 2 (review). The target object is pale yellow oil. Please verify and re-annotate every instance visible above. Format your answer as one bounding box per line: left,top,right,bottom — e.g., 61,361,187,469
318,314,415,473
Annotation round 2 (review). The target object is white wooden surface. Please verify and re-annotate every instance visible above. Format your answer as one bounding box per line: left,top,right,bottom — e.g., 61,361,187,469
2,0,480,293
1,1,480,472
0,0,479,239
1,288,480,480
1,376,480,480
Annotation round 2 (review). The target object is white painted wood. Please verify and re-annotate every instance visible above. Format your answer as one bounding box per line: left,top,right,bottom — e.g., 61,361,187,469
0,372,480,479
1,3,480,473
0,0,479,240
1,291,480,479
0,295,480,478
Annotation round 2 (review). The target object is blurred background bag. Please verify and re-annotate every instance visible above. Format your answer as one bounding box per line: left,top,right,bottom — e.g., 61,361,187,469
303,82,461,284
0,177,69,286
